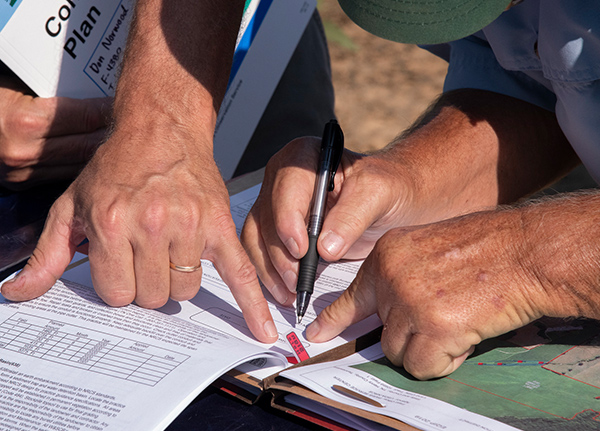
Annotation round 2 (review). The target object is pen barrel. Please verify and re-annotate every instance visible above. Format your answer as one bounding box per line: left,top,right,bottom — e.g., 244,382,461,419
308,171,329,235
307,213,324,237
296,234,319,294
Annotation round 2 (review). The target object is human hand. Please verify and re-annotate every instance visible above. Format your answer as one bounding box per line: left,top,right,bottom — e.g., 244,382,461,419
0,76,110,190
1,126,278,343
305,209,550,380
241,137,421,306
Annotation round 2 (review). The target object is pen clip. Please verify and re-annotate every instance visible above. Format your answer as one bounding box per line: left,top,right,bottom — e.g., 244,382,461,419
326,122,344,191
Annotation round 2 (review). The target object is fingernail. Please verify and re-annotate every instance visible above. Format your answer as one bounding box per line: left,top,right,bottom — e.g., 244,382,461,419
270,284,289,305
283,270,297,293
306,320,320,340
1,272,20,291
321,231,344,257
264,320,278,339
0,279,12,294
285,238,301,259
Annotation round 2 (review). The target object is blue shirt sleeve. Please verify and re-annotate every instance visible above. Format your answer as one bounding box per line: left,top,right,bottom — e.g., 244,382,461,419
419,0,600,183
421,36,557,113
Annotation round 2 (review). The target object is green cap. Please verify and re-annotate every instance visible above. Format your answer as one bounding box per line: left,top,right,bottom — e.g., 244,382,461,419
337,0,509,44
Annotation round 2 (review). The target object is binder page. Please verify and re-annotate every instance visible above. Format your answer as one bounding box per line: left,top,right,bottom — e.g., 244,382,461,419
0,277,286,431
281,343,520,431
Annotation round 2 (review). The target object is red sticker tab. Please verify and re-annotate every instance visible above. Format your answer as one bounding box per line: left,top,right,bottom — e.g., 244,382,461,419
286,332,310,362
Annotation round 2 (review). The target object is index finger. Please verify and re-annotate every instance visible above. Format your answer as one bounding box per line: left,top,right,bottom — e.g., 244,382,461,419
207,223,278,344
268,137,321,259
305,264,378,343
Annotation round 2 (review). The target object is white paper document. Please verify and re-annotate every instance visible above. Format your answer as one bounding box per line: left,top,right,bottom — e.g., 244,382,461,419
0,278,287,431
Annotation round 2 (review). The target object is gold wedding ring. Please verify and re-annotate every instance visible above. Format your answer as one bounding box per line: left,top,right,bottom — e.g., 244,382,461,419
169,261,202,273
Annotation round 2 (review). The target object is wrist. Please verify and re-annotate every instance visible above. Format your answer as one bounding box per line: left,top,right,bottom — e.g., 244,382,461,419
111,66,218,142
376,105,500,224
518,193,600,320
376,89,576,225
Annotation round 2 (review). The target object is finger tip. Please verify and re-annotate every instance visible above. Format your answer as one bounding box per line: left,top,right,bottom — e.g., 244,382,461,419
0,280,14,299
305,319,322,342
1,271,43,301
0,268,25,295
262,319,279,343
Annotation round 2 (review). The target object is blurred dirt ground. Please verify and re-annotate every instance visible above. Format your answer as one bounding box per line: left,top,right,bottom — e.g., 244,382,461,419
318,0,596,191
318,0,448,153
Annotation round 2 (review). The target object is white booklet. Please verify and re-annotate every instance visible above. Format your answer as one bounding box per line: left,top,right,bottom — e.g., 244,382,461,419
0,0,315,178
0,278,287,431
0,184,382,430
281,343,521,431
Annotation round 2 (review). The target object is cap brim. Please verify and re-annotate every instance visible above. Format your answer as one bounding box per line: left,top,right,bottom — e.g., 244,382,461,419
338,0,508,44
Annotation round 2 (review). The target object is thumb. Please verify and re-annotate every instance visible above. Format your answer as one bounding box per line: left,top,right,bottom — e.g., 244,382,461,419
306,267,378,342
318,179,388,261
1,194,82,301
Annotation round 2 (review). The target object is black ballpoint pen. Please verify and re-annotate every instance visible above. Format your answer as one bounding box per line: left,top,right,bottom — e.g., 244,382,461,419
296,119,344,325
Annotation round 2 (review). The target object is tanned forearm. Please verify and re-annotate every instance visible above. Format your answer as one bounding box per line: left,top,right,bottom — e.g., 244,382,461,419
517,192,600,320
376,89,579,222
112,0,245,148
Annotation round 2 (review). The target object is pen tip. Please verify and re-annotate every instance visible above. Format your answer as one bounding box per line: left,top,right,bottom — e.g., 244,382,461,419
297,315,303,325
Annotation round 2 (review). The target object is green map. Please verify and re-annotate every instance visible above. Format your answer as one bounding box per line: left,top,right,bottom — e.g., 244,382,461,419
354,317,600,430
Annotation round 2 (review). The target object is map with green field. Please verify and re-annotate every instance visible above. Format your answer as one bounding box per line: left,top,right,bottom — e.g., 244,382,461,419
354,317,600,430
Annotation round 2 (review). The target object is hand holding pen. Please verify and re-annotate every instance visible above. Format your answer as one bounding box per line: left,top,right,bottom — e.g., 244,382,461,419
296,120,344,324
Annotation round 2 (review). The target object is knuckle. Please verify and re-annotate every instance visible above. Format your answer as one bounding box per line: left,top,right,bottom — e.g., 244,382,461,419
317,303,343,326
235,258,259,286
243,292,268,312
333,207,369,236
45,204,74,240
212,210,235,232
370,242,398,283
403,362,431,381
176,204,201,232
138,201,169,236
381,340,404,368
5,107,49,137
0,142,33,168
95,203,125,233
